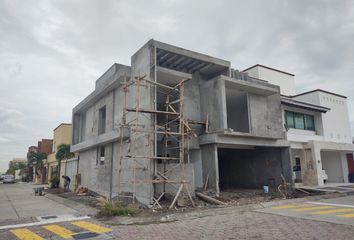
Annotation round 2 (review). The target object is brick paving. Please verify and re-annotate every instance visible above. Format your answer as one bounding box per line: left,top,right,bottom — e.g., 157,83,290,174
111,211,354,240
1,210,354,239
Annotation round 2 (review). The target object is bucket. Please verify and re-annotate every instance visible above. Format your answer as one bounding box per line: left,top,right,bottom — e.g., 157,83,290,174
263,185,269,193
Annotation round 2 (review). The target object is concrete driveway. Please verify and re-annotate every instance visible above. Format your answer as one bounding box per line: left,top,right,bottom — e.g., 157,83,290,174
0,182,77,223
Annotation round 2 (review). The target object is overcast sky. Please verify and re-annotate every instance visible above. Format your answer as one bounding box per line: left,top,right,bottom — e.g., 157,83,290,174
1,0,354,172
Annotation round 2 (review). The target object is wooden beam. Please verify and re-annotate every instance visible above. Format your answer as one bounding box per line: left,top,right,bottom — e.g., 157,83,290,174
196,192,227,205
125,107,179,115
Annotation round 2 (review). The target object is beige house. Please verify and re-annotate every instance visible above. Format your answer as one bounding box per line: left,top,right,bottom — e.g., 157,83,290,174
45,123,72,182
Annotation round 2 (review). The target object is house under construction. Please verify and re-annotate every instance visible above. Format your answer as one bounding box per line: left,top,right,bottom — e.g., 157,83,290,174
71,40,292,206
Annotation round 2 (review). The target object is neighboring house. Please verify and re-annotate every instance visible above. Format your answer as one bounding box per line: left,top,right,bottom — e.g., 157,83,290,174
45,123,72,183
30,139,53,184
288,90,354,186
38,139,53,155
72,40,292,205
245,65,354,186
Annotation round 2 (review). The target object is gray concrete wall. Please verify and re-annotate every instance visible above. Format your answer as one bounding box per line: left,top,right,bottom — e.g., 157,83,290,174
78,144,113,197
199,77,226,132
128,42,155,205
95,64,131,91
248,93,284,139
183,76,203,149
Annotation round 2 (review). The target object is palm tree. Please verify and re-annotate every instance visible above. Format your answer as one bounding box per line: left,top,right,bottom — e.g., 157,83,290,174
28,151,47,180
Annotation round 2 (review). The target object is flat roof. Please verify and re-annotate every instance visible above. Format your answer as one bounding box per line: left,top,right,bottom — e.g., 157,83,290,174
152,40,230,68
291,89,347,99
53,123,71,131
242,64,295,76
281,96,330,113
150,40,230,76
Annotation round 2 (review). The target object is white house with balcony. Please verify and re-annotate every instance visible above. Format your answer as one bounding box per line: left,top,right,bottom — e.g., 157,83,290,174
244,65,354,186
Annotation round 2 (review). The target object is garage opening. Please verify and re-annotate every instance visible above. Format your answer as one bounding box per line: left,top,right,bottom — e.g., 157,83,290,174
218,147,285,190
225,87,249,133
321,151,344,183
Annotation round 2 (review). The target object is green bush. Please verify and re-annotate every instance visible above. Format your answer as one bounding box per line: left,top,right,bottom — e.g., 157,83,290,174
49,176,60,188
98,197,136,217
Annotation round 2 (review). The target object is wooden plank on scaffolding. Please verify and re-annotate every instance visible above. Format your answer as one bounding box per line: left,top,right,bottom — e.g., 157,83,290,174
125,107,179,115
169,184,184,209
185,184,196,208
122,156,179,160
132,180,189,184
143,78,178,91
152,192,165,209
131,129,187,136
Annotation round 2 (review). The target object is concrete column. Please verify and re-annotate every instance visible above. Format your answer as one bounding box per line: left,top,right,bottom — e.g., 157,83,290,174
341,152,349,183
303,141,322,186
312,142,323,186
201,144,219,195
280,147,293,184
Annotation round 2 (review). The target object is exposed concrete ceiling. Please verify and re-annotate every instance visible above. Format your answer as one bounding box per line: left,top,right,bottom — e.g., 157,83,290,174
156,48,228,76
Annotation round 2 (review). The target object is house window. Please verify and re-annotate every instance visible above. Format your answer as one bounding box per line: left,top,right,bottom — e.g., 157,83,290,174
285,111,295,128
294,113,305,129
97,146,105,165
304,114,315,131
98,106,106,135
285,111,315,131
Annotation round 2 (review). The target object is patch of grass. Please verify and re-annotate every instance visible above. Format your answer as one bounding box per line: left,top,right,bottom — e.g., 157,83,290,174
98,197,137,217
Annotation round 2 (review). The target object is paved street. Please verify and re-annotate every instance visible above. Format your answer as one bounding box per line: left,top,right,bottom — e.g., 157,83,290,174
111,210,354,240
0,182,77,223
2,183,354,239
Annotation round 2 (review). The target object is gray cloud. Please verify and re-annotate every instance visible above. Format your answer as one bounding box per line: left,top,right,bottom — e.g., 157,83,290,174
0,0,354,171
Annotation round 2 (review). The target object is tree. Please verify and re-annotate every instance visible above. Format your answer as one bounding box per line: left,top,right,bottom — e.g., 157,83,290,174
27,151,47,176
55,144,74,176
6,162,27,175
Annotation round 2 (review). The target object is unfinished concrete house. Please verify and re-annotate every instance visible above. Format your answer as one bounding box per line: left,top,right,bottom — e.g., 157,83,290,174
71,40,292,206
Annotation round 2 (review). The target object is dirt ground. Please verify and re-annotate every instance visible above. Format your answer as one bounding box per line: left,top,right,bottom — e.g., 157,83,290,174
45,187,324,218
45,188,101,209
216,188,317,206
